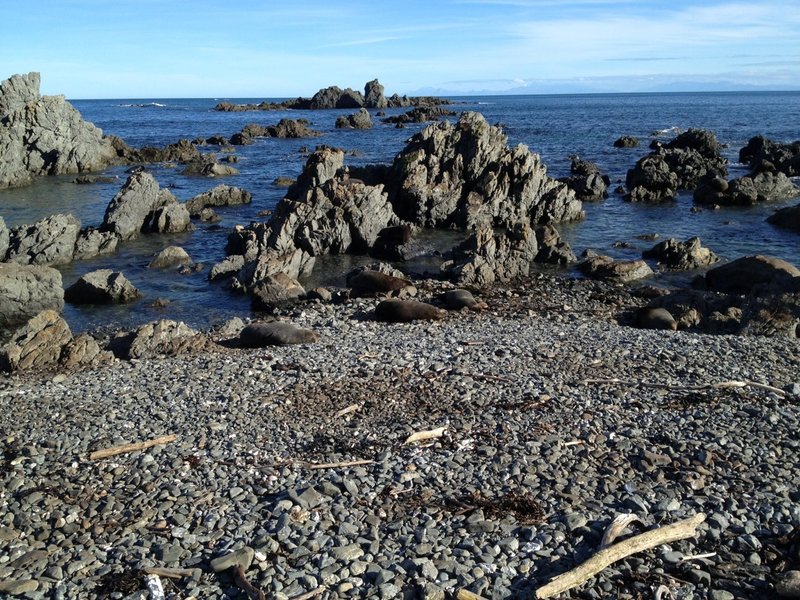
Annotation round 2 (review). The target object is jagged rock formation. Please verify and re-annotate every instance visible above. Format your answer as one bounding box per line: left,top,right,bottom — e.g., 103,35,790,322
185,184,252,216
213,79,450,112
233,119,322,144
0,72,118,189
626,128,728,202
694,170,799,206
382,106,456,125
559,157,609,201
6,213,81,266
739,135,800,176
390,112,583,229
642,237,719,270
335,108,372,129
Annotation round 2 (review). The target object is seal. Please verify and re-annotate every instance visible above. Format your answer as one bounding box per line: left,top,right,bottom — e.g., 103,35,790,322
375,299,447,323
443,289,487,311
635,307,677,331
348,269,412,296
239,321,320,347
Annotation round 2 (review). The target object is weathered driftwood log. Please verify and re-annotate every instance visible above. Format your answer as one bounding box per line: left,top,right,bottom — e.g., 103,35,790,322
88,434,177,460
535,513,706,598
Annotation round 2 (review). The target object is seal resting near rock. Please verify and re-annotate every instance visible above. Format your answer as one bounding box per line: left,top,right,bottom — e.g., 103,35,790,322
348,269,412,296
635,307,678,331
443,289,487,311
374,299,447,323
239,321,319,347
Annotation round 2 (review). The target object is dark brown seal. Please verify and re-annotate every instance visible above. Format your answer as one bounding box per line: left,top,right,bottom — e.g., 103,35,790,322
239,321,319,347
348,269,412,296
635,307,678,331
374,299,447,323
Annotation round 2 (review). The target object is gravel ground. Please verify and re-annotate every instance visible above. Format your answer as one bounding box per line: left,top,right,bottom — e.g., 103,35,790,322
1,274,799,600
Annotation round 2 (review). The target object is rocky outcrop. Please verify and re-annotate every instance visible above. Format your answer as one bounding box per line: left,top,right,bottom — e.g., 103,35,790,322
269,147,397,256
0,309,72,372
767,203,800,231
0,217,9,259
149,246,192,269
250,273,306,310
578,255,654,282
235,119,322,142
382,107,456,125
73,228,118,260
694,170,799,206
642,237,719,270
700,255,800,295
213,80,450,112
442,223,539,286
559,157,609,201
335,108,372,129
614,136,639,148
102,171,192,240
0,72,118,189
182,155,239,177
6,213,81,266
185,184,252,216
364,79,388,109
59,333,114,369
390,112,583,229
626,128,727,202
111,320,211,359
64,269,141,304
0,263,64,327
117,138,201,165
739,135,800,177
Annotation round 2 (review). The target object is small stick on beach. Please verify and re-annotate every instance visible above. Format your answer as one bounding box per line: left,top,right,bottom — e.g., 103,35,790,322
583,378,787,398
88,434,177,460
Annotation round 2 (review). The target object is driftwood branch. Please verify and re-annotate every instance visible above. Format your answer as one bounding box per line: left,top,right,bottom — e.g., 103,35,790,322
404,426,446,445
583,377,786,398
143,567,194,579
456,590,489,600
299,459,374,470
88,434,177,460
232,565,266,600
600,513,643,548
288,586,326,600
535,513,706,599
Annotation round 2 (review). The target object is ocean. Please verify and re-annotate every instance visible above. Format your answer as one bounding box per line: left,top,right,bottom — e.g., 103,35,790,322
2,92,799,335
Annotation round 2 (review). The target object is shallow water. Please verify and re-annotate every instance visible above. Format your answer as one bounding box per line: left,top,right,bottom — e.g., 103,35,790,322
1,92,798,334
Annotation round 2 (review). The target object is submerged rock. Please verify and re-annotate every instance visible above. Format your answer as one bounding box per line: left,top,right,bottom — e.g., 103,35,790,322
642,237,719,270
767,203,800,231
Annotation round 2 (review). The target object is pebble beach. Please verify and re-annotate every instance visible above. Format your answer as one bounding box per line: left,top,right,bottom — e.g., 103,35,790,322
2,275,799,599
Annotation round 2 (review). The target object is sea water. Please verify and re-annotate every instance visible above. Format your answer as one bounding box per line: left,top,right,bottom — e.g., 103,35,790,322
1,92,798,334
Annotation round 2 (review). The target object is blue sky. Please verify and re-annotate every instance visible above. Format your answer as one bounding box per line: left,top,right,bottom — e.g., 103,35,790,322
2,0,799,98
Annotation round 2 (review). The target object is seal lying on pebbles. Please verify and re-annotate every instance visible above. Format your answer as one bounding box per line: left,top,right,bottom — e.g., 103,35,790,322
635,307,678,331
443,289,487,311
348,269,413,296
238,321,319,346
374,299,447,322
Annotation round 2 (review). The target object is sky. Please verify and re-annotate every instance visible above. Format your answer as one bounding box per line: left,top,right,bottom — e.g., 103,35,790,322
2,0,799,98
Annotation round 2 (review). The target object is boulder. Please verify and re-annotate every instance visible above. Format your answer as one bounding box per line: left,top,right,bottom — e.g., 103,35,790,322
59,333,114,369
390,112,583,229
613,135,639,148
702,255,800,295
64,269,141,304
182,154,239,177
375,299,447,322
335,108,372,129
0,309,73,372
0,72,118,189
625,154,678,202
560,157,608,201
239,321,319,346
111,320,210,359
185,184,252,215
265,119,322,138
726,171,799,205
534,224,576,266
0,263,64,326
209,255,246,281
442,222,539,286
767,203,800,231
102,171,168,240
73,228,118,260
578,255,654,282
642,237,719,270
364,79,388,109
309,86,365,109
236,248,316,289
149,246,192,269
250,273,306,310
145,201,193,234
6,213,81,266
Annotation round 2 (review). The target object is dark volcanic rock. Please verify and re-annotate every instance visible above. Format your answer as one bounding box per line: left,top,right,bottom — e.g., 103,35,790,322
0,72,118,189
559,157,609,201
382,106,456,124
642,237,719,270
335,108,372,129
0,263,64,327
739,135,800,176
614,135,640,148
767,203,800,231
364,79,388,109
65,269,141,304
